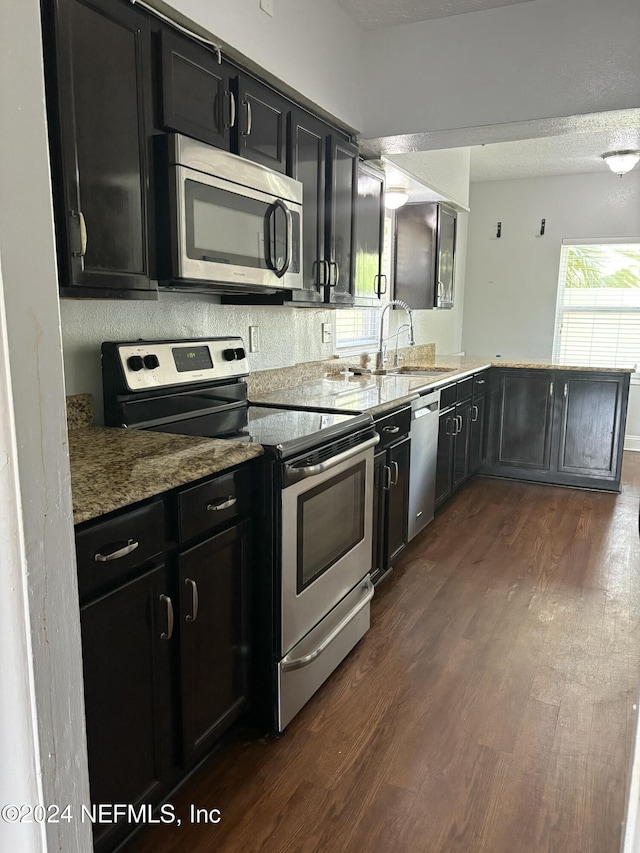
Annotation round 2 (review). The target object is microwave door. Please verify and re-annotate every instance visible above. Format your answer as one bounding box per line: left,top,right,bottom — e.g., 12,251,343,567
174,165,301,289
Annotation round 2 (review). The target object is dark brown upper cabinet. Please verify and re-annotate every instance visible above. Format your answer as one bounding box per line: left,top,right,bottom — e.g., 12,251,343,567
235,73,290,174
325,135,359,306
394,202,457,310
286,109,330,303
353,161,386,306
42,0,156,299
158,28,236,150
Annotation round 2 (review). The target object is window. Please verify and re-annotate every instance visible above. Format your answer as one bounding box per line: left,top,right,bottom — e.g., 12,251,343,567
334,308,380,351
552,240,640,369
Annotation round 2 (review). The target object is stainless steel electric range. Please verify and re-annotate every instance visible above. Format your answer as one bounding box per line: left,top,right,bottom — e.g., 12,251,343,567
102,337,378,732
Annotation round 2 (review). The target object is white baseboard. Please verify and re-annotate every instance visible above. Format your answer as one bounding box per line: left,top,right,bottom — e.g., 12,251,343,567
624,435,640,452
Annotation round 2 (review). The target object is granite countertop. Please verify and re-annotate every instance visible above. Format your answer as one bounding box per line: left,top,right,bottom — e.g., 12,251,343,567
69,419,263,525
251,355,634,416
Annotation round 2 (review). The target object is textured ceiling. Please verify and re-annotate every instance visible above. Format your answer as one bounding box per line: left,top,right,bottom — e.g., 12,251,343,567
469,127,640,182
335,0,533,29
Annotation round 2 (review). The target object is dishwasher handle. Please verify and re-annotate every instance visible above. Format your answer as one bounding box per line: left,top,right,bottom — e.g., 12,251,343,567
412,402,439,419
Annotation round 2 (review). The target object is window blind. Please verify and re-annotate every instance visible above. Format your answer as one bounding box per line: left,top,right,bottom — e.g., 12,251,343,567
335,308,379,350
552,241,640,370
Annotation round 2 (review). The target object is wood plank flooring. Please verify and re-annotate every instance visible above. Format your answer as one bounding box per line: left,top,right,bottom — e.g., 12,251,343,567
126,454,640,853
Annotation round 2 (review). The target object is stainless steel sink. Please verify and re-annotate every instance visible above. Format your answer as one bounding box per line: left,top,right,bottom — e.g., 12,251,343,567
384,366,456,379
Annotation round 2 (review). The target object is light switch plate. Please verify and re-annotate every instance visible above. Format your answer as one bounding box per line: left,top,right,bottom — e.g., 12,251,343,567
260,0,274,16
322,322,332,344
249,326,259,353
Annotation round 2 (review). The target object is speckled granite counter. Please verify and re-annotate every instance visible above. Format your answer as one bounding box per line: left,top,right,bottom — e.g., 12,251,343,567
251,356,634,416
67,396,263,525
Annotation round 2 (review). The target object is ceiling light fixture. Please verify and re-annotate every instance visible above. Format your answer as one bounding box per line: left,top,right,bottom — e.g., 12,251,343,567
384,187,409,209
601,150,640,177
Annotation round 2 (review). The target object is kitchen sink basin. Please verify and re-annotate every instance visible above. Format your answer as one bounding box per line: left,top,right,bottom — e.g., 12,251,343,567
384,366,456,379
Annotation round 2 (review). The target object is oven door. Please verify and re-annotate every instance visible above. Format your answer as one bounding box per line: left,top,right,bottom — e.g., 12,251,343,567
172,164,302,290
280,434,378,656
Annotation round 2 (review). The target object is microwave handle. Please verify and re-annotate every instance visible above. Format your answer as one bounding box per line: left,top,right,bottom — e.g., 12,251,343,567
267,199,292,278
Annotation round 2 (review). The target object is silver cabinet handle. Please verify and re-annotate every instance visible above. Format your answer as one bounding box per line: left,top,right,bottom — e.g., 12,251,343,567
242,99,252,136
327,260,339,287
391,461,399,486
322,260,331,286
226,90,236,128
564,382,568,398
475,378,486,385
94,538,139,562
207,496,237,512
70,209,87,257
281,579,374,672
160,594,174,640
472,405,479,422
445,416,452,436
383,465,392,491
374,273,388,296
184,578,199,623
383,425,400,434
550,381,554,398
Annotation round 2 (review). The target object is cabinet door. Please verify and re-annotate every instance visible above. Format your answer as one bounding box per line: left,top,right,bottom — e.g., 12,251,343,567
497,370,555,470
45,0,155,298
556,373,626,479
386,437,411,565
178,521,250,766
353,162,385,305
435,206,456,309
236,73,289,173
435,410,455,507
80,564,172,849
325,135,359,305
453,399,472,488
469,393,487,475
287,109,329,301
394,203,437,310
159,28,235,149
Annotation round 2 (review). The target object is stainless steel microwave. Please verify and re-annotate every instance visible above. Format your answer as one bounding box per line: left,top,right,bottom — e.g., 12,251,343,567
158,134,303,293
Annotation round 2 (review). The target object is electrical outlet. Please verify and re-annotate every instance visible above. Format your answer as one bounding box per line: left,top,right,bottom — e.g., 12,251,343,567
322,322,332,344
249,326,260,353
260,0,274,16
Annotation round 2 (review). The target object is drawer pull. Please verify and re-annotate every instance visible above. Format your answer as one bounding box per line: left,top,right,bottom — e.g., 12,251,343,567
185,578,199,623
160,594,174,640
206,496,237,512
390,461,399,486
475,379,485,385
94,539,139,562
382,425,400,434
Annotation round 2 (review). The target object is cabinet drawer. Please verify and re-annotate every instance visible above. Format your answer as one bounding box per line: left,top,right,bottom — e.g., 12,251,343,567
76,500,164,602
178,470,244,543
456,377,473,402
439,384,457,410
375,406,411,449
472,372,489,394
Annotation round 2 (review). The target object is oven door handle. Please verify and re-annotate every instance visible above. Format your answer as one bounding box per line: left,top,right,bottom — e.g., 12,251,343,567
280,579,374,672
284,434,380,484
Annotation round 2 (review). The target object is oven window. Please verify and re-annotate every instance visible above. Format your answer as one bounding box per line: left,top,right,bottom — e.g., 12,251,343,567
296,461,366,593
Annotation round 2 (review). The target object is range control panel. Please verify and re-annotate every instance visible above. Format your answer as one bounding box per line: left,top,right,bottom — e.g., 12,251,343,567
109,337,249,392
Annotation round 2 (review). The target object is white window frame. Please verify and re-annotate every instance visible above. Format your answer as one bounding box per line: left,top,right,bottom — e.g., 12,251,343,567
552,237,640,373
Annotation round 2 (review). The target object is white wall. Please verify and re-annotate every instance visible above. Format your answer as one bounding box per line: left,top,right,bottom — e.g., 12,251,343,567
163,0,365,130
461,170,640,444
0,1,92,851
361,0,640,139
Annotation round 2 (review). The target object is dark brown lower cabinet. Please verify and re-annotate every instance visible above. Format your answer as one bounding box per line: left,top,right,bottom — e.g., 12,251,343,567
371,408,411,585
483,368,629,491
178,520,250,766
80,563,172,853
435,408,455,507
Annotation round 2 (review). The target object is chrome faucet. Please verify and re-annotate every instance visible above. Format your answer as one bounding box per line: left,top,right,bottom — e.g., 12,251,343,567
376,300,415,370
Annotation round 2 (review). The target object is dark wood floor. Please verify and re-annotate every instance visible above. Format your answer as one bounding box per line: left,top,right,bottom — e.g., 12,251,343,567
127,454,640,853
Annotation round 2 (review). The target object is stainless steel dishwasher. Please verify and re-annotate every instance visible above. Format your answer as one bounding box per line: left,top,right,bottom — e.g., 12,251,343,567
408,388,441,541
